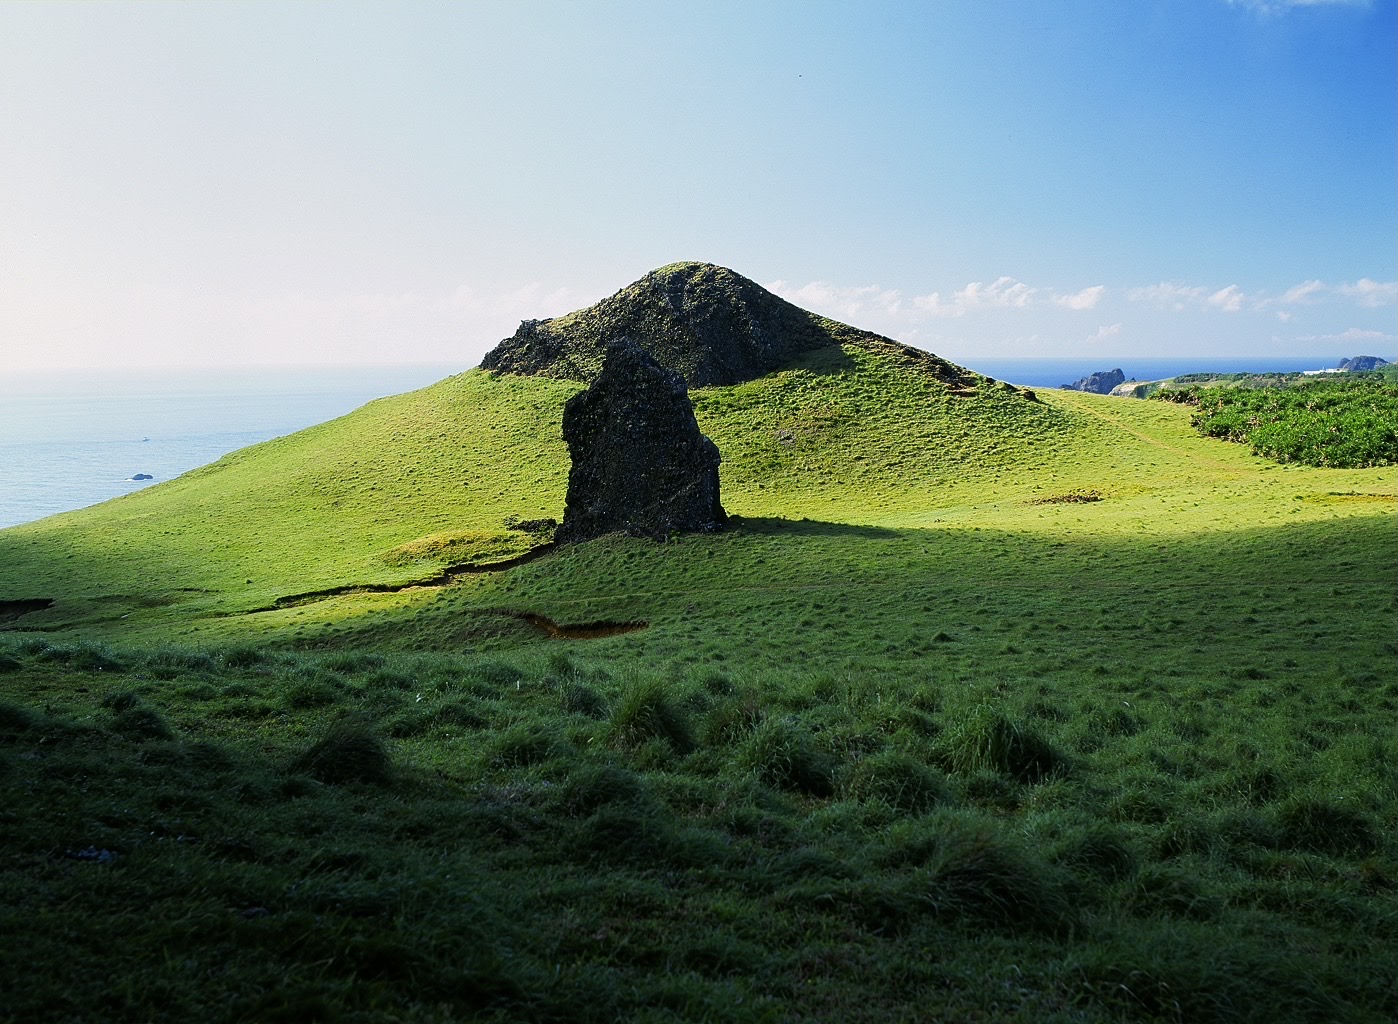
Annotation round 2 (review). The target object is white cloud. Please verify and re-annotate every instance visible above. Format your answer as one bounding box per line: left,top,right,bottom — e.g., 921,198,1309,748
1278,279,1326,305
1207,285,1246,312
913,276,1040,317
1336,278,1398,307
1054,285,1106,310
1087,323,1123,342
765,280,903,325
1295,326,1397,344
1126,282,1209,310
1227,0,1370,14
1276,311,1293,322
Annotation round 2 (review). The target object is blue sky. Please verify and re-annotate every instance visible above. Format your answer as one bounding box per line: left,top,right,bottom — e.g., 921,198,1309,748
1,0,1393,370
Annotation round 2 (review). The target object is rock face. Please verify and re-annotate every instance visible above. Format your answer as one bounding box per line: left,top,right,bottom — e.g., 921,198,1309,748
557,339,725,543
480,261,984,390
1062,368,1126,394
1337,355,1391,372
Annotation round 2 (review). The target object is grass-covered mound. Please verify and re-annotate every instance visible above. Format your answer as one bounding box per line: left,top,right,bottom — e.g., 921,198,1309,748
1154,374,1398,468
480,260,990,389
0,342,1063,639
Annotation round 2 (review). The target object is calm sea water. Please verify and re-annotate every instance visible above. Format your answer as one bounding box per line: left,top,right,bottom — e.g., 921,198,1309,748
0,364,461,530
0,354,1356,530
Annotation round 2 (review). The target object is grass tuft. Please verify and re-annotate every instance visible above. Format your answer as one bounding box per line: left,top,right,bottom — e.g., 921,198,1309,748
289,720,392,785
845,749,946,812
608,678,695,754
937,705,1066,783
739,720,835,796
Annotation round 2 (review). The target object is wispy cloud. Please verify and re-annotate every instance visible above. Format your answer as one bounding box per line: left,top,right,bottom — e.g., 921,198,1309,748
1295,326,1396,344
1129,277,1395,313
1226,0,1371,14
913,276,1038,317
765,280,903,325
1335,278,1398,307
1126,282,1211,310
1054,285,1106,310
1087,323,1123,342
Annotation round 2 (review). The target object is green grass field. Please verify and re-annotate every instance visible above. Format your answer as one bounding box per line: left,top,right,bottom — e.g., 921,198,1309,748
2,343,1396,1022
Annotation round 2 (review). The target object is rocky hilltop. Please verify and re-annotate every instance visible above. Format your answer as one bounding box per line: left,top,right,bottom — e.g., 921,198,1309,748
1337,355,1391,372
480,261,989,391
1061,368,1126,394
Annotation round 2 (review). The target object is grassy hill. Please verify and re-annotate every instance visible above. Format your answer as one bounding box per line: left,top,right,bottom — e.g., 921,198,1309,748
2,289,1396,1021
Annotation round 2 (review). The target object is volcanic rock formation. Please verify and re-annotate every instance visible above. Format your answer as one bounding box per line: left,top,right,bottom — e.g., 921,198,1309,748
1337,355,1390,372
557,339,725,544
1062,368,1127,394
480,261,988,391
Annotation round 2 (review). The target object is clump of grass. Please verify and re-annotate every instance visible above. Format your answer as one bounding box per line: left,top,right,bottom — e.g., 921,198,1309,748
921,819,1073,932
1054,826,1139,882
1276,797,1378,856
845,749,946,812
142,648,218,679
219,644,266,669
739,720,834,796
488,722,569,769
702,692,765,745
36,642,123,673
560,681,608,719
561,763,649,816
0,654,22,674
608,678,694,754
110,705,175,741
289,720,392,785
320,651,385,675
937,705,1066,783
0,699,37,737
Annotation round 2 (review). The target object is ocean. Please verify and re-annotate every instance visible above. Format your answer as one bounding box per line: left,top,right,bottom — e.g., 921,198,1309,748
0,364,461,530
0,354,1352,530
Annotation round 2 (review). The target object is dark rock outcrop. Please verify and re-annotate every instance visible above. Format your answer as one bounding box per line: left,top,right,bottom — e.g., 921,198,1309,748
1337,355,1391,372
1062,368,1126,394
480,261,984,390
557,339,724,543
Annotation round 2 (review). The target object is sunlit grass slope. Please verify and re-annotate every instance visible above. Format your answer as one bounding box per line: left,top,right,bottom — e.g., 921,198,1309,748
3,344,1397,1022
2,340,1392,646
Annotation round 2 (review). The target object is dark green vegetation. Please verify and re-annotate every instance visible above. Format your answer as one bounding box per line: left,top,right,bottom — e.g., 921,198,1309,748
2,273,1396,1020
480,261,993,390
1155,374,1398,468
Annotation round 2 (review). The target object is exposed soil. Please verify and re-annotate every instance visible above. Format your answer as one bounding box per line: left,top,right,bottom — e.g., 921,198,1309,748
510,612,647,640
266,544,557,610
1029,491,1104,504
0,598,54,624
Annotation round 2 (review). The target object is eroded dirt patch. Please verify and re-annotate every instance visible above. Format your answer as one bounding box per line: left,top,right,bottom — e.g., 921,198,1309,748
1029,490,1104,505
263,543,558,611
512,612,647,640
0,598,54,624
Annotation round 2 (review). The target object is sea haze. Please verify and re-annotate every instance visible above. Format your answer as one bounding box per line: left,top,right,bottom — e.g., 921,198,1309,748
961,355,1348,389
0,364,461,530
0,354,1359,530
